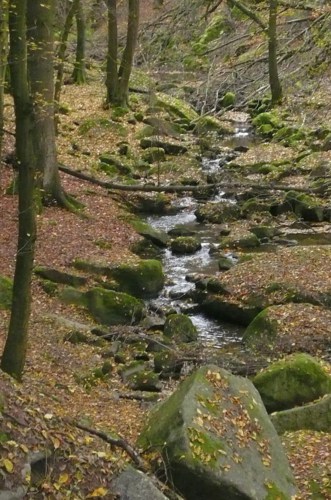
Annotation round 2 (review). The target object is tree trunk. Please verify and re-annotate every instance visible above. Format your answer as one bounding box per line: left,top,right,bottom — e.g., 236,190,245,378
54,0,79,112
1,0,36,381
0,0,9,161
72,0,86,84
268,0,282,105
106,0,140,107
27,0,67,205
106,0,119,104
117,0,139,105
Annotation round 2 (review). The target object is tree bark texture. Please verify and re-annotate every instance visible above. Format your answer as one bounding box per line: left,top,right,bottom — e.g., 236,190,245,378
1,0,36,380
0,0,8,161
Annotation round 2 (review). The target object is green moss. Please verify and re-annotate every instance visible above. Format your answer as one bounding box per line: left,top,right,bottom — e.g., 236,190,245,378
243,308,278,347
252,112,281,129
253,353,331,412
78,118,127,137
164,314,198,343
0,275,13,309
171,236,202,254
109,259,165,298
85,287,145,326
219,92,236,108
155,92,199,122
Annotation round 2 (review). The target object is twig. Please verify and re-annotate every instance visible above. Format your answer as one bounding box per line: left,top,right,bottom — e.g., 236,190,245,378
73,421,148,472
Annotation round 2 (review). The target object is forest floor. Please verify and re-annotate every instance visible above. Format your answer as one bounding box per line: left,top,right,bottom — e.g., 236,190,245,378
0,78,331,498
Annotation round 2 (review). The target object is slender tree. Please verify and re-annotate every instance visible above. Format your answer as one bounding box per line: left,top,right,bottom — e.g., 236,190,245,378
54,0,80,110
72,0,86,84
1,0,37,380
106,0,140,107
0,0,9,161
268,0,282,104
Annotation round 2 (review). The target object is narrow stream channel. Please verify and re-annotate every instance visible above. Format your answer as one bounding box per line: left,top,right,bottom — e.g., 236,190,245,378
146,122,255,348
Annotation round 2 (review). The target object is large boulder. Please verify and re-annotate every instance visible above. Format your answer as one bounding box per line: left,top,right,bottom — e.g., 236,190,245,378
253,353,331,412
138,365,296,500
86,288,145,326
243,303,331,358
271,394,331,434
0,275,12,309
108,260,165,298
61,287,145,326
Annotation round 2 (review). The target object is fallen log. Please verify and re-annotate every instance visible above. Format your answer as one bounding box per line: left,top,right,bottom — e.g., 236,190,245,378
59,163,321,195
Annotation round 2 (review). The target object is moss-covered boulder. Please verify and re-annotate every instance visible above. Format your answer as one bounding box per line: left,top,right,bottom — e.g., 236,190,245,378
271,394,331,434
138,365,296,500
249,225,280,241
98,153,132,175
85,288,145,325
171,236,202,254
0,275,12,309
108,260,165,298
282,191,326,222
35,267,87,287
195,201,240,224
253,353,331,412
193,116,232,135
164,314,198,343
141,147,166,164
140,137,187,155
243,303,331,358
154,350,183,379
220,232,260,249
130,219,169,247
155,92,199,123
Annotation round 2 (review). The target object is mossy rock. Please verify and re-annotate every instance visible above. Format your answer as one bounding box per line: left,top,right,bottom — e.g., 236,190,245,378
130,219,169,247
241,198,273,216
250,225,280,240
141,147,166,164
108,259,165,298
127,369,162,392
253,353,331,412
282,191,325,222
85,288,145,326
168,225,197,237
35,267,87,287
154,350,183,379
193,116,232,135
219,91,236,108
171,236,202,254
164,313,198,343
0,275,13,309
155,92,199,122
252,112,281,129
218,255,234,271
140,137,187,155
195,201,240,224
138,365,296,499
220,233,260,249
98,154,132,175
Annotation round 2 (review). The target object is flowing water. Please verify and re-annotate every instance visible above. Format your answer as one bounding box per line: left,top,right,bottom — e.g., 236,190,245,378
146,123,256,347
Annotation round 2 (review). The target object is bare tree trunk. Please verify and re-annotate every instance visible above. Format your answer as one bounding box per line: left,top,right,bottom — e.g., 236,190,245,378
1,0,36,381
54,0,79,111
72,0,86,84
106,0,140,107
27,0,68,205
0,0,9,161
268,0,282,104
106,0,119,104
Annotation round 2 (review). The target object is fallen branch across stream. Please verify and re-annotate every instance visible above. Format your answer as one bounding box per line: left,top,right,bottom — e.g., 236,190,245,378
59,163,322,195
